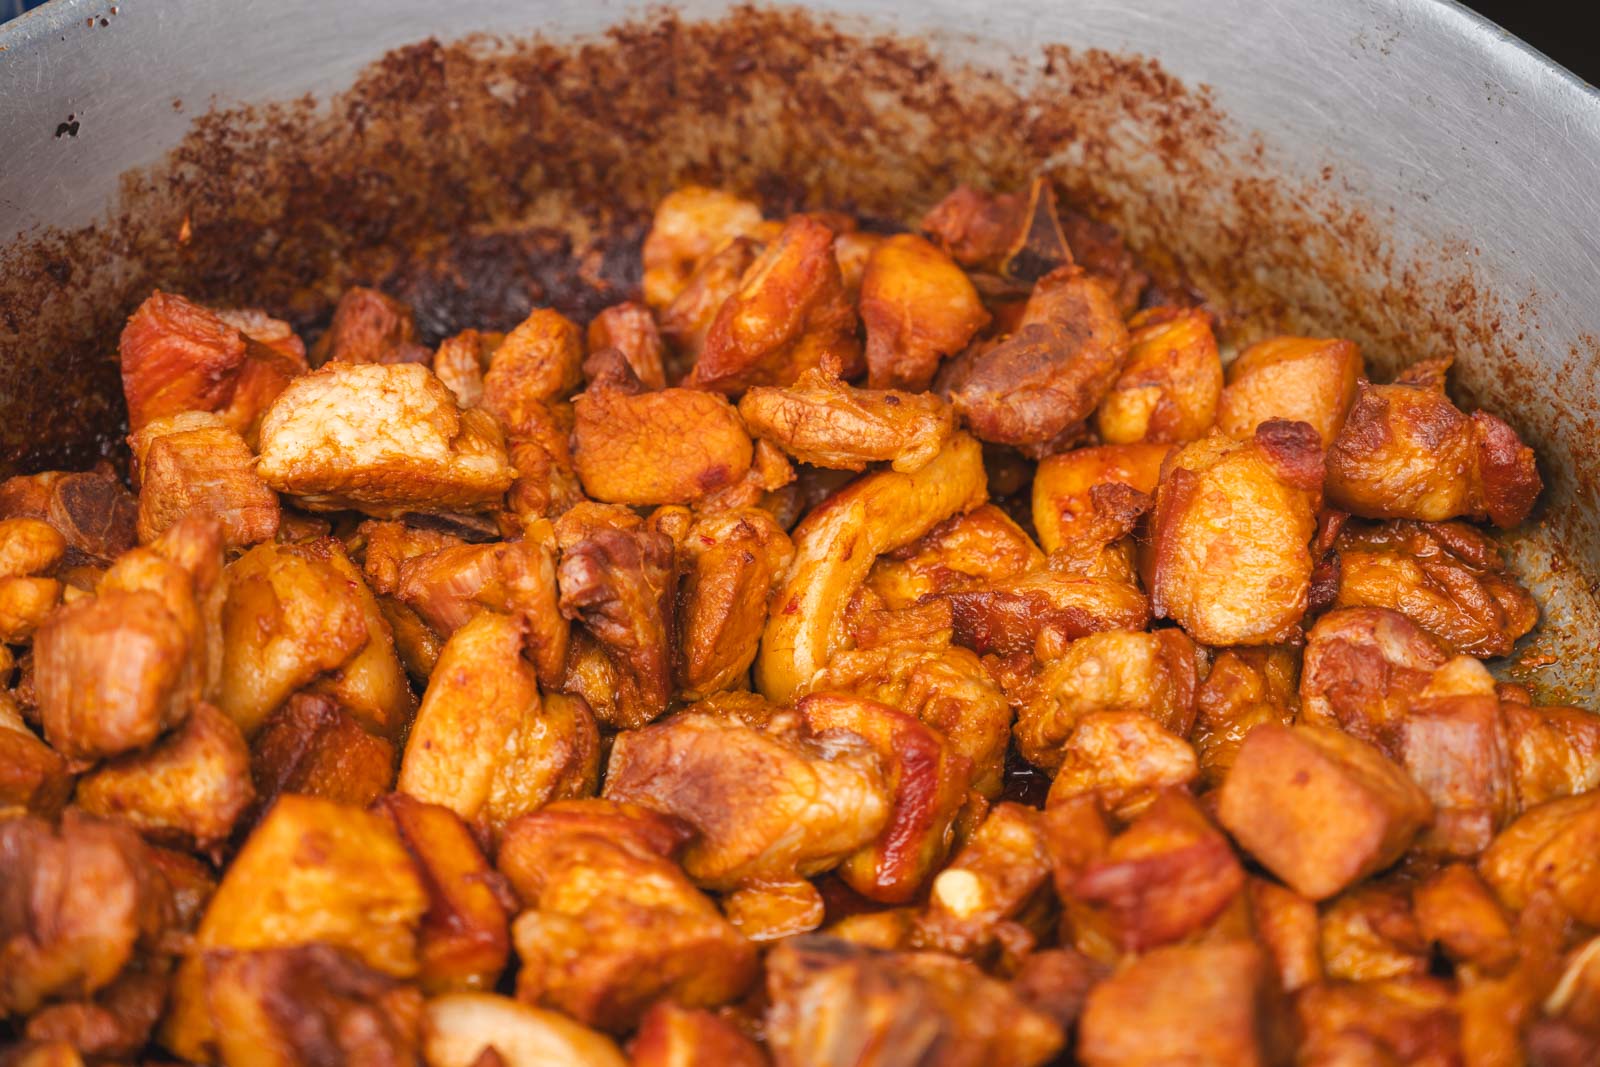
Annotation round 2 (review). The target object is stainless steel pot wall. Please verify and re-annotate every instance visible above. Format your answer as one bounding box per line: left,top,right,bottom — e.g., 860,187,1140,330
1,0,1598,698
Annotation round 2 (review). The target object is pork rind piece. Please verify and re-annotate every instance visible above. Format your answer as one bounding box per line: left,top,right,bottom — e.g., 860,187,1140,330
1192,646,1299,788
641,185,769,309
942,266,1130,450
1326,358,1542,528
201,944,424,1067
766,935,1064,1067
799,693,970,904
1479,791,1600,925
0,469,139,566
1216,335,1363,445
374,794,513,995
1031,442,1169,555
1149,421,1323,645
914,802,1053,960
0,695,71,815
1013,628,1200,772
1095,307,1222,445
0,812,172,1017
255,362,516,516
587,301,668,390
431,328,500,409
756,431,987,704
1217,723,1433,900
128,412,280,547
75,701,254,851
603,712,889,892
630,1001,769,1067
497,798,757,1030
573,363,755,505
859,233,990,391
248,692,396,816
1299,606,1449,753
1046,710,1199,819
1078,942,1289,1067
677,508,794,699
738,369,954,474
1329,519,1538,657
423,992,628,1067
690,214,864,394
866,503,1043,607
119,291,305,439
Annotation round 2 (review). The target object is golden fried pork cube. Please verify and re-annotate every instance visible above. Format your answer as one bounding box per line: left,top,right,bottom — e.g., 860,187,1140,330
1479,791,1600,925
737,369,954,474
604,712,889,890
1079,942,1288,1067
423,992,628,1067
1218,723,1433,900
942,267,1130,450
756,432,987,703
1326,358,1542,528
358,519,464,595
1148,421,1323,645
587,301,667,390
799,693,970,904
19,964,170,1060
858,233,989,391
375,794,512,994
572,360,755,505
0,517,65,579
1296,977,1460,1067
1246,877,1321,994
255,362,515,516
1095,307,1222,445
677,509,794,699
1503,702,1600,809
1192,646,1298,788
1216,335,1363,445
556,524,676,726
1046,710,1198,819
431,328,500,410
1031,442,1169,555
0,695,71,814
128,412,280,547
914,802,1052,959
1318,881,1429,983
504,399,586,521
1013,629,1199,772
0,576,59,644
690,214,863,393
1329,519,1538,657
119,291,304,438
202,944,423,1067
310,286,429,366
1299,606,1448,753
35,587,192,760
629,1001,769,1067
865,503,1042,608
249,692,397,815
659,236,763,373
481,308,584,433
0,469,139,566
497,799,757,1030
642,185,768,309
1412,863,1516,971
765,936,1065,1067
920,184,1023,269
75,701,254,851
0,812,171,1017
942,560,1150,659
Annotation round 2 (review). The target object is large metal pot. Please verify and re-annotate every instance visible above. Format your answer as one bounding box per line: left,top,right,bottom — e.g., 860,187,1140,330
1,0,1597,697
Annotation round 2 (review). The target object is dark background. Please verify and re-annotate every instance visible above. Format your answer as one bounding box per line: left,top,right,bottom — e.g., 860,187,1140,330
1,0,1592,83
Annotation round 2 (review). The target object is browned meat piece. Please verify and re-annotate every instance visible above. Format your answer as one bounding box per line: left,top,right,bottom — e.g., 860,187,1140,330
1013,629,1200,771
1329,519,1538,657
1095,307,1222,445
1046,710,1198,818
1009,948,1107,1034
248,692,397,817
358,519,465,596
374,794,513,995
0,811,171,1017
1078,942,1289,1067
677,508,794,699
690,215,864,394
1057,208,1150,315
604,712,889,891
630,1001,770,1067
74,701,254,851
0,577,58,645
572,358,754,505
799,693,970,904
765,936,1065,1067
504,399,586,521
0,518,64,579
1318,881,1429,982
1503,702,1600,809
738,369,954,473
431,328,500,409
0,469,139,566
659,236,763,374
481,307,584,436
119,291,304,439
380,595,444,682
1479,791,1600,925
1148,421,1324,645
557,524,676,726
1217,723,1433,900
128,412,280,547
859,234,989,391
214,307,309,369
0,695,71,815
1326,358,1541,528
256,362,515,516
423,992,628,1066
1412,863,1517,971
866,504,1043,608
497,799,757,1030
202,944,424,1067
587,301,668,390
1248,877,1322,994
942,267,1130,450
310,286,429,367
920,184,1024,269
1031,442,1169,554
641,185,769,309
1296,977,1460,1067
1192,646,1299,788
20,965,169,1059
942,560,1150,659
914,802,1052,960
1299,606,1450,753
1217,335,1364,445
